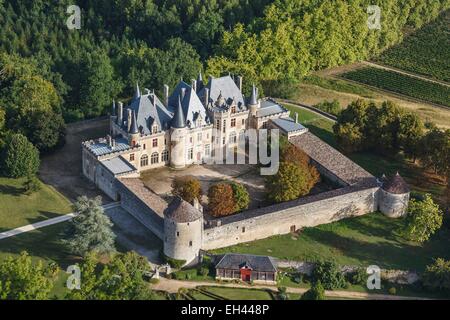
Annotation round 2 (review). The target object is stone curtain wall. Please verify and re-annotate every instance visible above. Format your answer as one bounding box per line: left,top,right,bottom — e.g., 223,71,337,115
202,186,379,250
115,179,165,239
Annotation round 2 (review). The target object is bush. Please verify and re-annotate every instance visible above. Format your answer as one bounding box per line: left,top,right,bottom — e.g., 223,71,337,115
277,286,288,300
388,287,397,295
422,258,450,291
313,100,341,116
162,253,186,269
24,175,42,195
311,261,346,290
208,183,236,217
347,268,367,286
171,176,202,203
198,267,209,277
1,133,40,178
229,182,250,212
300,281,325,300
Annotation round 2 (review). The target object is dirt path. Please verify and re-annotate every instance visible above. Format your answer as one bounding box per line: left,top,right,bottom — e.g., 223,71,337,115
151,278,432,300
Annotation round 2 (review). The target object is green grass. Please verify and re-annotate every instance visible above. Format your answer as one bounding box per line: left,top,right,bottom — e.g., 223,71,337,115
201,286,274,300
377,10,450,82
0,177,72,231
211,212,450,271
341,67,450,107
303,75,375,98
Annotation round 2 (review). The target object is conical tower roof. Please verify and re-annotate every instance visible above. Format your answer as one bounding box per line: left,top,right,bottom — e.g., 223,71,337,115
134,82,141,100
171,95,186,128
164,196,202,223
249,84,258,105
382,172,409,194
130,110,139,134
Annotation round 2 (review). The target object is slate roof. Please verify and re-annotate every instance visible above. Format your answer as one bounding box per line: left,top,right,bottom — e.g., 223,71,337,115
200,75,245,111
164,196,202,223
257,100,288,118
128,93,173,134
171,96,186,128
215,254,277,272
289,132,375,186
169,81,209,127
85,137,131,157
271,117,307,133
100,156,137,176
382,172,409,194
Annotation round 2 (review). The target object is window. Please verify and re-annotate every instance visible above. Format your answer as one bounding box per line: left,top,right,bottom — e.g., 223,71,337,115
140,154,149,167
215,119,220,129
162,150,169,162
222,137,225,145
231,106,236,113
189,137,193,144
152,138,158,147
164,138,167,145
231,119,236,127
189,241,192,247
188,148,193,160
229,132,237,144
143,144,146,150
262,121,268,129
152,125,158,134
223,120,226,133
151,152,159,164
197,133,202,141
205,144,210,156
176,232,179,237
130,153,135,161
242,119,245,125
242,227,245,233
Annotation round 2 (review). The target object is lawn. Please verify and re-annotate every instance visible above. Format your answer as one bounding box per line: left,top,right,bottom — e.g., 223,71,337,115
0,177,73,231
211,212,450,271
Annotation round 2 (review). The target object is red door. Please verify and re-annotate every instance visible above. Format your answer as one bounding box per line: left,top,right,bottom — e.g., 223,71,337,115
240,268,252,282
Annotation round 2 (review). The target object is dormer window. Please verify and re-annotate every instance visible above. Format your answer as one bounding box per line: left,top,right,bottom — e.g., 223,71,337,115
231,106,236,114
152,125,158,134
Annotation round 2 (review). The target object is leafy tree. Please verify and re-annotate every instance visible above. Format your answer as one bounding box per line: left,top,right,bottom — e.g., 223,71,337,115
404,194,443,243
0,251,53,300
66,251,154,300
399,112,424,161
311,261,347,290
208,183,236,217
313,100,341,116
25,109,66,152
64,196,116,257
418,127,450,176
334,122,364,153
171,176,202,203
1,133,40,178
422,258,450,292
300,281,325,300
229,182,250,212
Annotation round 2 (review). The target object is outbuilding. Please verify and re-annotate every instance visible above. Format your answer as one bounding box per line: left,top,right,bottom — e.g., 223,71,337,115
215,254,277,284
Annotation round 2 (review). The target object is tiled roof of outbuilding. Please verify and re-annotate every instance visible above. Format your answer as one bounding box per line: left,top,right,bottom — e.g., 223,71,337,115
215,254,277,272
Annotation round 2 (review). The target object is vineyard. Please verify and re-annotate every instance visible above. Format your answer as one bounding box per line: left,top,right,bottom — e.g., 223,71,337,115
377,10,450,82
341,67,450,108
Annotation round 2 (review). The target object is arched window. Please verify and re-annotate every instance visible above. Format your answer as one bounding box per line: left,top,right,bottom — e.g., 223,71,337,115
231,106,236,114
140,154,149,167
162,150,169,162
151,152,159,164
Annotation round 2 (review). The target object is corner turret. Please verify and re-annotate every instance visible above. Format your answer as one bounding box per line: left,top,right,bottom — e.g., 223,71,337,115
379,172,410,218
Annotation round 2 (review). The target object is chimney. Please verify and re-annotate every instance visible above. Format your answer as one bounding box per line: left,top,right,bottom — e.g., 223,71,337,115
181,87,186,101
295,112,298,123
127,109,132,132
163,84,169,107
192,197,203,213
117,101,123,126
107,135,112,147
192,79,197,93
237,76,243,92
204,87,209,107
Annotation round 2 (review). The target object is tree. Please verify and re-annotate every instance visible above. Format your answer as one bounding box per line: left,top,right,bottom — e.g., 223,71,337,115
311,261,347,290
208,183,236,217
333,122,364,153
422,258,450,292
64,196,116,257
1,133,40,178
313,100,341,116
265,159,319,203
229,182,250,212
66,251,154,300
404,194,443,243
26,109,66,152
300,281,325,300
171,176,202,203
0,251,53,300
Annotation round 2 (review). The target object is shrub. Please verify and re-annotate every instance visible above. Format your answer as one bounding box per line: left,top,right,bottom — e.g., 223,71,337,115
171,176,202,203
162,253,186,269
208,183,236,217
311,261,346,290
300,281,325,300
313,99,341,115
388,287,397,295
422,258,450,291
1,133,40,178
347,268,367,286
277,286,288,300
198,267,209,277
24,175,42,195
229,182,250,212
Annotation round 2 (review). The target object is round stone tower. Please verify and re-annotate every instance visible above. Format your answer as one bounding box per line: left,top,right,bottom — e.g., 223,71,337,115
163,197,203,265
379,172,410,218
170,96,187,169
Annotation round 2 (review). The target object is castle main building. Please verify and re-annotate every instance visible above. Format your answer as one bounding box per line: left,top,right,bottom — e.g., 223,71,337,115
82,74,306,200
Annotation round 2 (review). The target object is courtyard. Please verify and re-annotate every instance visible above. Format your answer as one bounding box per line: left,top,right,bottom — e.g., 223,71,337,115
140,163,267,210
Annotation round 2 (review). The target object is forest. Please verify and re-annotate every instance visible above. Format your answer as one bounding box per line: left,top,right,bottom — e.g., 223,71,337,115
0,0,449,154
